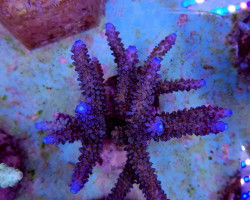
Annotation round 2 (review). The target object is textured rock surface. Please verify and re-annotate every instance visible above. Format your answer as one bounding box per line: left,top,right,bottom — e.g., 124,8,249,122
0,0,107,49
227,10,250,82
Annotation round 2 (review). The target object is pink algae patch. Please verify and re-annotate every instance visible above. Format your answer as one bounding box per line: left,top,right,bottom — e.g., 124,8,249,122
165,93,175,104
118,8,124,18
100,30,106,40
190,31,197,44
64,76,76,86
194,154,202,169
6,63,17,75
183,49,198,61
25,113,40,121
101,64,109,75
98,139,127,172
94,140,127,196
181,135,194,148
221,144,230,161
177,14,188,28
208,191,218,199
58,56,68,64
184,31,197,45
174,159,181,167
235,87,244,94
230,132,236,139
95,173,110,195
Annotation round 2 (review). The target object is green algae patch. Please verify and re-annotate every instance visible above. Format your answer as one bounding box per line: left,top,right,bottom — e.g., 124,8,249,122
1,95,6,100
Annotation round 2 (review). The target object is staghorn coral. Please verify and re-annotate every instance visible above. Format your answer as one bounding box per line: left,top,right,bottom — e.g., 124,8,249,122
36,22,232,200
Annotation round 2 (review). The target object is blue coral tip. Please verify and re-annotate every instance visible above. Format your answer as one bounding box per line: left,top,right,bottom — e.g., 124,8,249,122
75,102,87,114
224,123,228,130
35,122,43,130
74,40,84,46
242,193,248,199
216,122,228,131
172,33,177,38
70,185,80,194
128,46,137,52
70,188,77,194
43,136,52,144
152,57,161,64
105,22,114,29
226,109,233,116
201,80,206,86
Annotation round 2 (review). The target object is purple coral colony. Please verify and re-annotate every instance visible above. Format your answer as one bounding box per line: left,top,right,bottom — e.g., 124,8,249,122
35,22,232,199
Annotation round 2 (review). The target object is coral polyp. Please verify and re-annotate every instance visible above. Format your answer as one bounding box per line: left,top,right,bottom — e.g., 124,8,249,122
36,22,232,199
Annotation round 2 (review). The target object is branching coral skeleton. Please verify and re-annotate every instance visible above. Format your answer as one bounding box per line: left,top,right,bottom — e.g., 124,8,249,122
0,163,23,189
36,22,232,200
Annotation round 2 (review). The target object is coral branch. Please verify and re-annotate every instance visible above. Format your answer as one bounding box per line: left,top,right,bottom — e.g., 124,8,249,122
128,145,167,200
115,46,139,120
106,162,136,200
105,23,125,67
147,33,177,62
70,143,102,194
137,33,177,75
71,40,106,112
90,57,107,114
152,105,232,142
128,57,161,121
35,113,81,144
155,79,206,95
